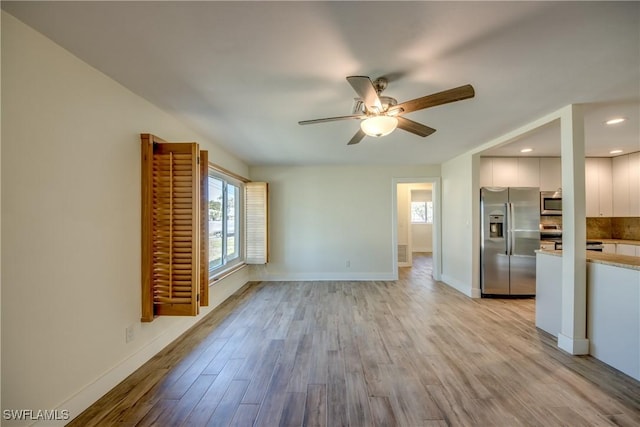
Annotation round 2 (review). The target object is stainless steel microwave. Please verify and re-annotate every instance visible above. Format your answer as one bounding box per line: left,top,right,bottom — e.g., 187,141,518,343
540,190,562,215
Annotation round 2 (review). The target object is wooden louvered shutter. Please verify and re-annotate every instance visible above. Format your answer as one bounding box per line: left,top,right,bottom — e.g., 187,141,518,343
141,134,200,322
199,150,209,307
245,182,268,264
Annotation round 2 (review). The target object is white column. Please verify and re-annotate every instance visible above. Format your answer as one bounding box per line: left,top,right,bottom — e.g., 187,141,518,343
471,154,481,297
558,104,589,355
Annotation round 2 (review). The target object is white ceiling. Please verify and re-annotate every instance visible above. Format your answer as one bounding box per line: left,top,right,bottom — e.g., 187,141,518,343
3,1,639,165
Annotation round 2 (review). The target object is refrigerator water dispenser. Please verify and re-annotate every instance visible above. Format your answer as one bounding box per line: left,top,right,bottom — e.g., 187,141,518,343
489,215,504,238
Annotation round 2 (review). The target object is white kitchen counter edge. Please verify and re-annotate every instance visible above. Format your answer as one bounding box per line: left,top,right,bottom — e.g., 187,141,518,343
535,249,640,271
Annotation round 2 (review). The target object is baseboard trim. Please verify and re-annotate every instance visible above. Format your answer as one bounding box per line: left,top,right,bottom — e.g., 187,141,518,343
557,333,590,355
441,274,479,298
257,272,397,281
44,276,249,426
51,316,206,426
470,287,482,298
412,247,433,253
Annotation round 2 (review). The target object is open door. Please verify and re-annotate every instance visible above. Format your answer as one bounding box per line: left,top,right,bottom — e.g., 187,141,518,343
393,178,441,280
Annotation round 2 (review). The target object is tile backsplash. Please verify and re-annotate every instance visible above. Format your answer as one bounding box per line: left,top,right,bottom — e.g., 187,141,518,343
586,217,612,239
587,217,640,240
611,217,640,240
540,215,562,227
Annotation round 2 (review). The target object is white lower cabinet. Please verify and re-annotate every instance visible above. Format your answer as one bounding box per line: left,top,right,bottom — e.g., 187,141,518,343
537,251,640,381
599,243,640,257
588,262,640,381
617,244,639,257
535,253,562,337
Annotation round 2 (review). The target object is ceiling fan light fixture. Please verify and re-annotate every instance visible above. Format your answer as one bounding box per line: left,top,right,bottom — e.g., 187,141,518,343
360,115,398,137
299,76,475,145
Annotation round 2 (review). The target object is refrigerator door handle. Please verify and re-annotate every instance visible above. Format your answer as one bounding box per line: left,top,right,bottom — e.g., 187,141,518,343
505,202,511,255
508,202,515,255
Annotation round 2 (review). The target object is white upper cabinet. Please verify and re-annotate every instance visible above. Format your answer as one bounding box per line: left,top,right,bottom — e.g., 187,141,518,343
492,158,518,187
612,153,640,217
481,153,639,217
479,157,493,188
585,158,598,216
629,152,640,216
480,157,541,188
517,158,540,187
585,157,613,217
539,158,562,192
613,155,630,216
599,158,613,217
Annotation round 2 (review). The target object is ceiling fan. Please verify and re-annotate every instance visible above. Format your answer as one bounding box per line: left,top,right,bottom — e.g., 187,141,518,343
298,76,475,145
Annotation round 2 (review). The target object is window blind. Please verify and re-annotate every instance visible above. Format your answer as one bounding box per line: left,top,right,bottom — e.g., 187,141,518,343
245,182,268,264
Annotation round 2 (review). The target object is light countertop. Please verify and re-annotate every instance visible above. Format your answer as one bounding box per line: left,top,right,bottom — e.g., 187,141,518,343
536,249,640,271
540,239,640,245
598,239,640,246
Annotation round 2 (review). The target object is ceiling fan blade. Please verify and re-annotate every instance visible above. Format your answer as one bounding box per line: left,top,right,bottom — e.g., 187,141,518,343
346,76,382,111
396,117,436,137
396,84,475,115
298,114,364,125
347,129,366,145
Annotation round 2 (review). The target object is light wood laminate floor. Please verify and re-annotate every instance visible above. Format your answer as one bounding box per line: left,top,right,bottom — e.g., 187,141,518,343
70,254,640,426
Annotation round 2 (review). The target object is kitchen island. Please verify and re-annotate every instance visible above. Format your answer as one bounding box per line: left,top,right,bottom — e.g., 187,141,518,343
536,249,640,380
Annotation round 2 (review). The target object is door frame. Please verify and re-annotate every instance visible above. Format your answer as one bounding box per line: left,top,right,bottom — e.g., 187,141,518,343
391,177,442,280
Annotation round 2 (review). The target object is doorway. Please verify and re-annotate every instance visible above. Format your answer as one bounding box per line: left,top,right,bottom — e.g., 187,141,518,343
392,177,441,280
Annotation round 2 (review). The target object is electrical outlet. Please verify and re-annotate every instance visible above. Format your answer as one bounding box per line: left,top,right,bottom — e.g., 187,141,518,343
125,324,135,343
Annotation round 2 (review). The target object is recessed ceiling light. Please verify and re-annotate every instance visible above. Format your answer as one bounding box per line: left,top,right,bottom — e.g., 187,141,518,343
520,148,533,153
605,117,626,125
610,149,623,154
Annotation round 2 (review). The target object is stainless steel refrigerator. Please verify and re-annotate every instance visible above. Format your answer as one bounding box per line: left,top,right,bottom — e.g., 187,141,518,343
481,187,540,296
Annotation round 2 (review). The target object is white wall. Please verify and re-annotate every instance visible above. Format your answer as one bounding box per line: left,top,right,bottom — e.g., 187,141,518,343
412,224,432,252
411,187,433,252
249,164,440,281
1,13,250,424
397,184,410,247
397,183,411,267
440,153,479,297
0,9,3,413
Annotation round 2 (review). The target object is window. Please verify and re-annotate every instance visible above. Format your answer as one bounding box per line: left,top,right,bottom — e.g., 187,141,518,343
411,201,433,224
208,169,243,276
